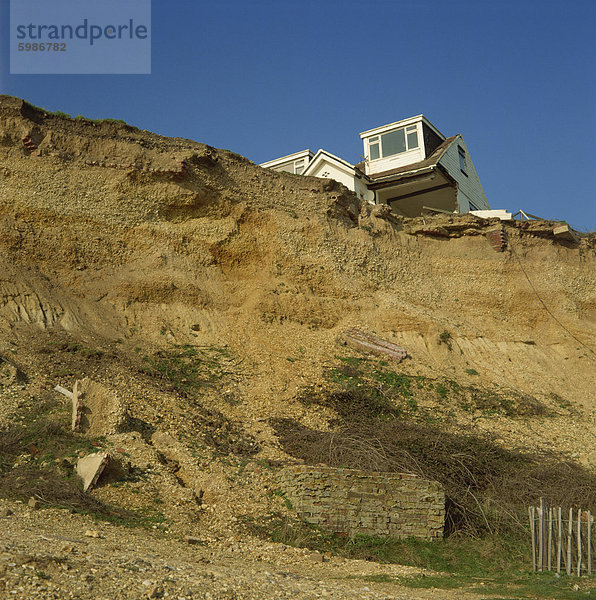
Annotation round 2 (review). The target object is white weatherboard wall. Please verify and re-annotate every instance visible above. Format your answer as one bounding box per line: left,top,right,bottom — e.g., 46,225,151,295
365,146,424,176
362,120,426,176
438,137,489,212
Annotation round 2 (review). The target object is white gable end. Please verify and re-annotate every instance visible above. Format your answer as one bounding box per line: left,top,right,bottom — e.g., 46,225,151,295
305,152,374,203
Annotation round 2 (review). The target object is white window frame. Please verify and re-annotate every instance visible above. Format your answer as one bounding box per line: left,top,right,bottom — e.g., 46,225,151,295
367,124,419,161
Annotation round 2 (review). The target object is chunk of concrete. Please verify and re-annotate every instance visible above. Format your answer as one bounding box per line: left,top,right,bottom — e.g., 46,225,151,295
553,224,579,243
76,452,109,492
71,378,127,436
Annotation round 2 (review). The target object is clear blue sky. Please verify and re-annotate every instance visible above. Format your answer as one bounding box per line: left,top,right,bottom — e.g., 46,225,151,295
1,0,595,229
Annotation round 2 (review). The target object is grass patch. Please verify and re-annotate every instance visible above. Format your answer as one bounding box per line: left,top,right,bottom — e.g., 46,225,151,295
316,358,549,422
139,344,258,456
0,396,156,526
438,331,453,349
399,571,593,599
242,513,594,598
240,512,526,569
139,344,231,396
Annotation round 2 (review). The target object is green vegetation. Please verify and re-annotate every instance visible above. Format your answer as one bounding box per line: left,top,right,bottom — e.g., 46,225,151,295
242,513,592,597
25,102,128,125
314,356,547,421
51,110,72,119
140,344,258,456
438,330,453,349
354,572,592,599
139,343,232,397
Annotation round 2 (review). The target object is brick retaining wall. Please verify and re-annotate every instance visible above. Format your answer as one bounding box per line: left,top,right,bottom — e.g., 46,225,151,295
277,466,444,539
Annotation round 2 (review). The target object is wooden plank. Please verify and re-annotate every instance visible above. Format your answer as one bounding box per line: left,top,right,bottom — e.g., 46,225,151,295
548,507,553,571
567,507,573,576
529,506,536,572
588,511,592,576
341,328,407,362
71,379,83,432
578,508,582,577
421,203,455,215
54,385,74,399
524,211,546,221
557,507,562,574
538,499,544,571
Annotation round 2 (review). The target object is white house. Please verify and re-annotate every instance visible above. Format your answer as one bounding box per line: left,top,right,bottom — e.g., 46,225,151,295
260,115,490,217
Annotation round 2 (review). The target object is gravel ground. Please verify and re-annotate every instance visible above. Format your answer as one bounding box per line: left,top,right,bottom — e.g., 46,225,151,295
0,500,486,600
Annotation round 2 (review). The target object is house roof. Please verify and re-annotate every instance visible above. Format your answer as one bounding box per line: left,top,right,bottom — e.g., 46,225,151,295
304,149,354,173
368,135,459,183
360,115,445,140
259,149,313,169
304,149,371,181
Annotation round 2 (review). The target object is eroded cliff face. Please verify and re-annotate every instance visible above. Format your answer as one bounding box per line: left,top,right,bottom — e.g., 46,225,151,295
0,95,595,471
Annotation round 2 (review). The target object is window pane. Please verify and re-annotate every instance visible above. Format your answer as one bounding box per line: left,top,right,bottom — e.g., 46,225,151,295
272,163,293,173
369,142,380,160
407,130,418,149
381,129,406,157
295,165,304,174
458,147,467,173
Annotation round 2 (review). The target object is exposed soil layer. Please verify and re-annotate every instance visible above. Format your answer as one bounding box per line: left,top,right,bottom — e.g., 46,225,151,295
1,95,595,597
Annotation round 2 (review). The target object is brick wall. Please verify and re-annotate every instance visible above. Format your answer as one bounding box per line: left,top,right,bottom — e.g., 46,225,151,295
277,466,444,539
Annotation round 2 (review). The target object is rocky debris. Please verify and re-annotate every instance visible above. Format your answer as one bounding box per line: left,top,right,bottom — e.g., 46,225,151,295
358,202,399,234
340,328,407,362
184,536,205,545
21,134,37,154
403,213,490,237
0,499,483,600
0,356,26,385
76,452,110,492
84,530,102,538
71,378,127,436
402,213,583,249
27,498,39,510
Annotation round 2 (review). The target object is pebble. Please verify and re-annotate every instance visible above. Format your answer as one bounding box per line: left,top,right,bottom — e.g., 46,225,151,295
84,530,101,538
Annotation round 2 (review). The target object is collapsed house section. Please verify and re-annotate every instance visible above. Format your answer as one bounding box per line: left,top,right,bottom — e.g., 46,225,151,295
261,114,490,217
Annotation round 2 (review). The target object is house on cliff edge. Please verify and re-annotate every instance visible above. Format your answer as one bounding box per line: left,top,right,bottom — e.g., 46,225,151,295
260,115,490,218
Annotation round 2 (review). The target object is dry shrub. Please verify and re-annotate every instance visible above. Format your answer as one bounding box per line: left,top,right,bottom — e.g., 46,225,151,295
272,416,596,537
